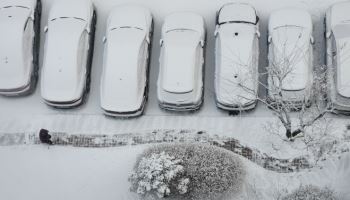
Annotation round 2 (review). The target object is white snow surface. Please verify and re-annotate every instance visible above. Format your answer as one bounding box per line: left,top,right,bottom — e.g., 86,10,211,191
0,145,349,200
0,0,343,130
0,0,349,158
1,0,350,199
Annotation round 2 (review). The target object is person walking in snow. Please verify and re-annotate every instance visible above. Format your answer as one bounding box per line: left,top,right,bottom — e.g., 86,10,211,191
39,129,53,145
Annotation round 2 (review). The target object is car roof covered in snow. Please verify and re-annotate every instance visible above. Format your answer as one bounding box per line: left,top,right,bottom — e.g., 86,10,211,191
0,5,32,90
0,0,36,10
41,19,87,102
218,3,258,25
161,30,201,93
215,24,258,105
269,8,312,32
107,5,152,31
329,1,350,28
162,12,205,35
101,28,146,112
48,0,92,21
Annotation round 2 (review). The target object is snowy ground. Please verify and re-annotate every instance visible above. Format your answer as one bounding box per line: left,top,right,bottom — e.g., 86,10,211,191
1,0,350,199
0,0,347,135
0,145,349,200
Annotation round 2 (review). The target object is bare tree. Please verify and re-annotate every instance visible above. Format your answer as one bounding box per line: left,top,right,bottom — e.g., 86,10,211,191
220,36,334,140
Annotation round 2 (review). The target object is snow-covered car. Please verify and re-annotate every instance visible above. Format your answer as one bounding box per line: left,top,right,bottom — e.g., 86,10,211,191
0,0,41,96
100,6,153,117
214,3,260,111
41,0,96,108
326,2,350,113
157,12,206,111
267,9,314,108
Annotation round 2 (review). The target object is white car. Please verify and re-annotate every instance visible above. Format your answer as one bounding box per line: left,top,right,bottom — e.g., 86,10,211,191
41,0,96,108
267,9,314,108
100,6,153,117
157,12,206,111
326,2,350,113
214,3,260,111
0,0,41,96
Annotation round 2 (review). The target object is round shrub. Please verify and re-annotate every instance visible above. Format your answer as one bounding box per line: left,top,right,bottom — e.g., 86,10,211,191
129,143,246,200
282,185,337,200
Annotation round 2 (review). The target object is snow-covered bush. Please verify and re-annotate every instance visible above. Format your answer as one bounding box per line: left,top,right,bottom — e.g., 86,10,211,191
130,143,245,200
282,185,337,200
129,151,189,199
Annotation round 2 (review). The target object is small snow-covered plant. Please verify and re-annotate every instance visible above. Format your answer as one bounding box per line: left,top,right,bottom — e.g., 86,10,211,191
129,151,189,199
282,185,337,200
131,143,245,200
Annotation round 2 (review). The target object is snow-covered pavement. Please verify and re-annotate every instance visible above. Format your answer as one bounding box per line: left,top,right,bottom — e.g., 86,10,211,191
0,145,349,200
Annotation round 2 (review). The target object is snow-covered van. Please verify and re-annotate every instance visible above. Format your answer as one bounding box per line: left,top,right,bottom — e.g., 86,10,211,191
326,2,350,113
214,3,260,111
267,8,314,108
41,0,96,108
157,12,206,111
0,0,41,96
100,5,153,117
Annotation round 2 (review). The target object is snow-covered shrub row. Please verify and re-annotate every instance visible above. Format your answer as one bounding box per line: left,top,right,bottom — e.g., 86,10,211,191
282,185,337,200
129,143,245,200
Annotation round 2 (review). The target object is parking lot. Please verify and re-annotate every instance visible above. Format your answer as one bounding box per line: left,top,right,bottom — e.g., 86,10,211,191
0,0,343,135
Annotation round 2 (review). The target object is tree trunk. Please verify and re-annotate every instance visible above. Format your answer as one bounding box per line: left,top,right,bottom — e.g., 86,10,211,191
286,128,292,138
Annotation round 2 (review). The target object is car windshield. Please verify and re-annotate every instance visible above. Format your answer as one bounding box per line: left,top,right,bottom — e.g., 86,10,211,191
166,28,197,33
1,5,30,9
110,26,143,31
333,24,350,39
51,16,85,22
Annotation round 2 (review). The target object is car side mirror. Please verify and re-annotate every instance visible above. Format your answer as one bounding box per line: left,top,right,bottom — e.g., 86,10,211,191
326,31,332,39
86,27,91,34
310,36,315,44
160,39,164,47
256,30,261,38
102,36,107,44
268,35,272,44
200,40,205,48
44,26,48,33
146,35,150,44
214,25,219,37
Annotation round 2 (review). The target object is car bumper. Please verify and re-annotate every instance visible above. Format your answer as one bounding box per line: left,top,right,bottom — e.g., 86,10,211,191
159,100,202,112
216,100,257,111
43,97,83,108
102,100,146,118
0,82,32,96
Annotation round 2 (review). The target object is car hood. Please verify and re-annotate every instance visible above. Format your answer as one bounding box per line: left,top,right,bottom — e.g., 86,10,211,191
218,3,257,24
0,0,36,10
162,12,205,36
161,31,200,94
216,24,257,105
107,6,152,31
269,9,312,31
101,28,146,112
49,0,92,21
336,37,350,98
41,19,87,102
330,2,350,28
0,7,32,89
271,26,311,91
